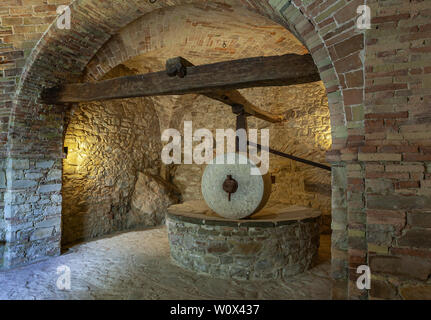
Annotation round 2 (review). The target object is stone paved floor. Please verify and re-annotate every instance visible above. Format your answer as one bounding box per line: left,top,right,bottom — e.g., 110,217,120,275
0,227,332,300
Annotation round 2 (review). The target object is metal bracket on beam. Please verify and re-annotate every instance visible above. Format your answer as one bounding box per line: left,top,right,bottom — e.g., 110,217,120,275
166,57,194,78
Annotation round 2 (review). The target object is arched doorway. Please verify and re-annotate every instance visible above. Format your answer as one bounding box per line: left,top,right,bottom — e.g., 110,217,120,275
5,0,364,299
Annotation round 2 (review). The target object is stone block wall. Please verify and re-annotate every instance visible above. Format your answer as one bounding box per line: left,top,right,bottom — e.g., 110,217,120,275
0,159,5,266
62,97,162,244
167,210,320,280
3,157,62,268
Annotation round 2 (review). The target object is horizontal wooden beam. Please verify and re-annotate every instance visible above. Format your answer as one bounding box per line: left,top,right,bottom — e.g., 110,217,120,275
41,54,320,105
166,56,285,123
203,90,284,123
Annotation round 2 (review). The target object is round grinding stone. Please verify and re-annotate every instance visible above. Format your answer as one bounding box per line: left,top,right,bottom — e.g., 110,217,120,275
201,153,272,219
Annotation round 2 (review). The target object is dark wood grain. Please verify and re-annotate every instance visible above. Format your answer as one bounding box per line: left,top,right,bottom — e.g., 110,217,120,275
41,54,320,107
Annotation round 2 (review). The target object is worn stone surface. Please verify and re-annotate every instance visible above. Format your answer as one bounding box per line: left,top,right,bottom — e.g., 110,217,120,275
201,153,272,219
129,172,180,228
370,255,431,281
400,285,431,300
370,280,398,300
0,227,332,300
61,66,163,244
167,204,320,280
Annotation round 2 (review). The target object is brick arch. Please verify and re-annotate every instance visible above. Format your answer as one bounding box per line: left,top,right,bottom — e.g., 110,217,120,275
82,4,308,82
6,0,365,299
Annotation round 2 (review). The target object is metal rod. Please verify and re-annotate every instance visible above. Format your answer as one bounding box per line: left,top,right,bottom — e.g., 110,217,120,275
235,105,248,153
248,141,332,172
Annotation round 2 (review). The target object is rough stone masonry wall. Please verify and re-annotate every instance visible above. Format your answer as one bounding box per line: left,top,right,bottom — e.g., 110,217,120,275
3,157,63,268
62,66,162,244
167,212,320,280
171,84,332,232
0,159,5,266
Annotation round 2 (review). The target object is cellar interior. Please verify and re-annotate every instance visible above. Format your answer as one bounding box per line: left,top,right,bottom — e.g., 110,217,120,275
2,0,430,301
60,5,332,247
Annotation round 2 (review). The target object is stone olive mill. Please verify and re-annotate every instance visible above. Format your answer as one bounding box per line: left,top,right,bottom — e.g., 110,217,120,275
0,0,431,300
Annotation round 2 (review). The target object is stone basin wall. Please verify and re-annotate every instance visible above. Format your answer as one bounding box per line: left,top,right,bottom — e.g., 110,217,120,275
166,212,320,280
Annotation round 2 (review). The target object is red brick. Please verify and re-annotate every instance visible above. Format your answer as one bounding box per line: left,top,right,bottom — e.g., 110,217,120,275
345,70,363,88
370,280,397,299
403,154,431,161
408,211,431,228
398,229,431,249
33,5,57,13
391,247,431,259
371,13,410,24
395,181,420,189
366,172,410,180
379,145,419,153
370,255,431,280
367,210,406,228
334,52,362,73
365,83,408,93
365,112,409,120
359,146,377,153
325,21,356,44
333,0,363,24
343,89,363,106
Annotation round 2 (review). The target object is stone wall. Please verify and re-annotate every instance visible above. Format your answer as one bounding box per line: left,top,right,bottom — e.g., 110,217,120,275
3,158,63,268
167,208,320,280
60,64,163,244
170,84,332,232
62,93,162,244
0,158,5,266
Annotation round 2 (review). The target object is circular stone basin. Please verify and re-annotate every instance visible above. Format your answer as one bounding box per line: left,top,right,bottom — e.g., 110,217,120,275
166,200,321,280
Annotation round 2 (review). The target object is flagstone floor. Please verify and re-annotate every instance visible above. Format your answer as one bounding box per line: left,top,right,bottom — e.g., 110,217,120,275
0,226,332,300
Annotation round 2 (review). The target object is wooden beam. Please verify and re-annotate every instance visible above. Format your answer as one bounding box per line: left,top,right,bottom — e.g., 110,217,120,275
41,54,320,106
203,90,285,123
166,57,285,123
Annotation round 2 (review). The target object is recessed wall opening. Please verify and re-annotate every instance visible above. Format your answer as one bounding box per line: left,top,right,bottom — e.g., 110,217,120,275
59,4,333,275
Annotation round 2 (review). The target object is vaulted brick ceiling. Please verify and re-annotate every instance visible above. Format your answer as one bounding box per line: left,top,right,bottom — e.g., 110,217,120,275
120,4,307,73
96,4,316,140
